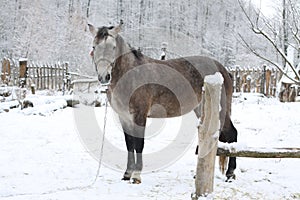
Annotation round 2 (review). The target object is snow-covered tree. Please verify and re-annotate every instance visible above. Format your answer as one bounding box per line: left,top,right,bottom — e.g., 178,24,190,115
0,0,280,74
238,0,300,84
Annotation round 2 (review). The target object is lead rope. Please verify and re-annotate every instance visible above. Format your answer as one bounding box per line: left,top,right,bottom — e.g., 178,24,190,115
91,94,109,185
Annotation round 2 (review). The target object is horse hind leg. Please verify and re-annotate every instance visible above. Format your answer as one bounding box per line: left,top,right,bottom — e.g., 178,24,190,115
219,115,238,182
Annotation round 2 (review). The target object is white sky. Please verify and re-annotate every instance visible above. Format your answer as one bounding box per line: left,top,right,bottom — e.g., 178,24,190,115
251,0,279,17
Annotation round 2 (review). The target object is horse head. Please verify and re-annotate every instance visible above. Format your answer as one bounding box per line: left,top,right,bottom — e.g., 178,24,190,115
88,20,123,84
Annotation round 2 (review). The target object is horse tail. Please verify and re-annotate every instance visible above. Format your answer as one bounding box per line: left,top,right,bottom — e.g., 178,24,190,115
219,155,228,174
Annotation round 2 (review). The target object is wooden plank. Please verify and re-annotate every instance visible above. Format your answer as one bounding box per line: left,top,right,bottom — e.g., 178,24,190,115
43,64,46,89
47,64,50,89
54,63,58,90
36,63,40,90
217,147,300,158
50,64,54,89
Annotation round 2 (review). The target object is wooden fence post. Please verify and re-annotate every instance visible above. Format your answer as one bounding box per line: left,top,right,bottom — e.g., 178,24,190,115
192,72,223,199
1,58,11,84
50,64,54,89
58,63,62,90
19,58,28,88
46,64,50,89
265,68,271,96
235,67,240,92
261,65,266,94
11,59,17,86
36,63,40,90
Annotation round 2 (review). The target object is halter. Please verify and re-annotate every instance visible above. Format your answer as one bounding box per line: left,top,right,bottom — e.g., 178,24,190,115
92,50,114,86
91,34,116,86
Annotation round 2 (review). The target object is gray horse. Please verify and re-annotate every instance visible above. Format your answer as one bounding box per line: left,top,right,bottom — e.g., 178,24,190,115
88,21,237,184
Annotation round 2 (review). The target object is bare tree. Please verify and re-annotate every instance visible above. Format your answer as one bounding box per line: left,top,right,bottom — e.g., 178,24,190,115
237,0,300,85
86,0,91,17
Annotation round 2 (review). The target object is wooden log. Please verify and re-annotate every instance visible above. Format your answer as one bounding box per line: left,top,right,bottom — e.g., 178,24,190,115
217,147,300,158
193,72,223,199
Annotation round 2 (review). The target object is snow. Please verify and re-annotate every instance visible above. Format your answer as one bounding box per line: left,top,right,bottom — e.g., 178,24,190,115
18,58,28,62
0,92,300,199
204,72,224,85
0,100,20,113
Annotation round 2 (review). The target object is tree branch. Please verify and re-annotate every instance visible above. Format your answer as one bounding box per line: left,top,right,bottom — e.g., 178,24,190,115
238,0,300,83
287,0,300,46
237,33,300,84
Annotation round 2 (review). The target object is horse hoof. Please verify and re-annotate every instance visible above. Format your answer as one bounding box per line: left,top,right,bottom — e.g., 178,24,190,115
122,176,131,181
131,178,141,184
225,174,236,182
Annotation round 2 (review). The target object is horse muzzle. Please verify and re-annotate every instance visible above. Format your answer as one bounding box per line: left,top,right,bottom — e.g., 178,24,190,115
98,73,111,85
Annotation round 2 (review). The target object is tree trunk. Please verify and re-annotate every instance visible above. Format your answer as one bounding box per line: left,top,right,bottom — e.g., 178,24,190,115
282,0,289,62
193,73,223,199
86,0,91,17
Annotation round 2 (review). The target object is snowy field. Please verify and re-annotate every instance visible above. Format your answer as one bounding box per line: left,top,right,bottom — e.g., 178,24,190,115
1,92,300,200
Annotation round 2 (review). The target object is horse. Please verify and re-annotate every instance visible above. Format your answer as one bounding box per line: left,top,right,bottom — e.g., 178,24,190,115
88,21,238,184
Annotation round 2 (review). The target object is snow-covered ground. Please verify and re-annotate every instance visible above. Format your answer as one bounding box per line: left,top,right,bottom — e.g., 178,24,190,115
0,92,300,200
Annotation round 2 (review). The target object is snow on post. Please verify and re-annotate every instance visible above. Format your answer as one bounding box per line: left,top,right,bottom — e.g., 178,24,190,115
192,72,223,199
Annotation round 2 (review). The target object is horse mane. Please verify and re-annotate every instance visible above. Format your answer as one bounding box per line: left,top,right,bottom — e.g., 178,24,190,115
96,26,114,39
121,38,143,60
98,27,143,60
130,46,143,60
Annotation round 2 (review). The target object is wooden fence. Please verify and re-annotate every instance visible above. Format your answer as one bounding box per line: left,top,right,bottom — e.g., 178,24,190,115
2,58,282,96
228,65,280,96
1,58,70,91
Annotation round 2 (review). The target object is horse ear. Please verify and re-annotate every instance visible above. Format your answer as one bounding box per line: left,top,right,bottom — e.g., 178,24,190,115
109,20,123,36
88,23,97,36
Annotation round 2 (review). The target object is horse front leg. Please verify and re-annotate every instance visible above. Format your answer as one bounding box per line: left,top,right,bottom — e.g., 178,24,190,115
131,135,144,184
122,133,135,181
120,115,146,184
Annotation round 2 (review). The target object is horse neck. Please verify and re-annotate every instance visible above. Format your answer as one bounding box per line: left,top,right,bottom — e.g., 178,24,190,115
114,35,142,71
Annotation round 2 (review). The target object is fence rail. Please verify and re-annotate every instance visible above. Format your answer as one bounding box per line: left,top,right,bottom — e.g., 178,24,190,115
1,58,70,91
